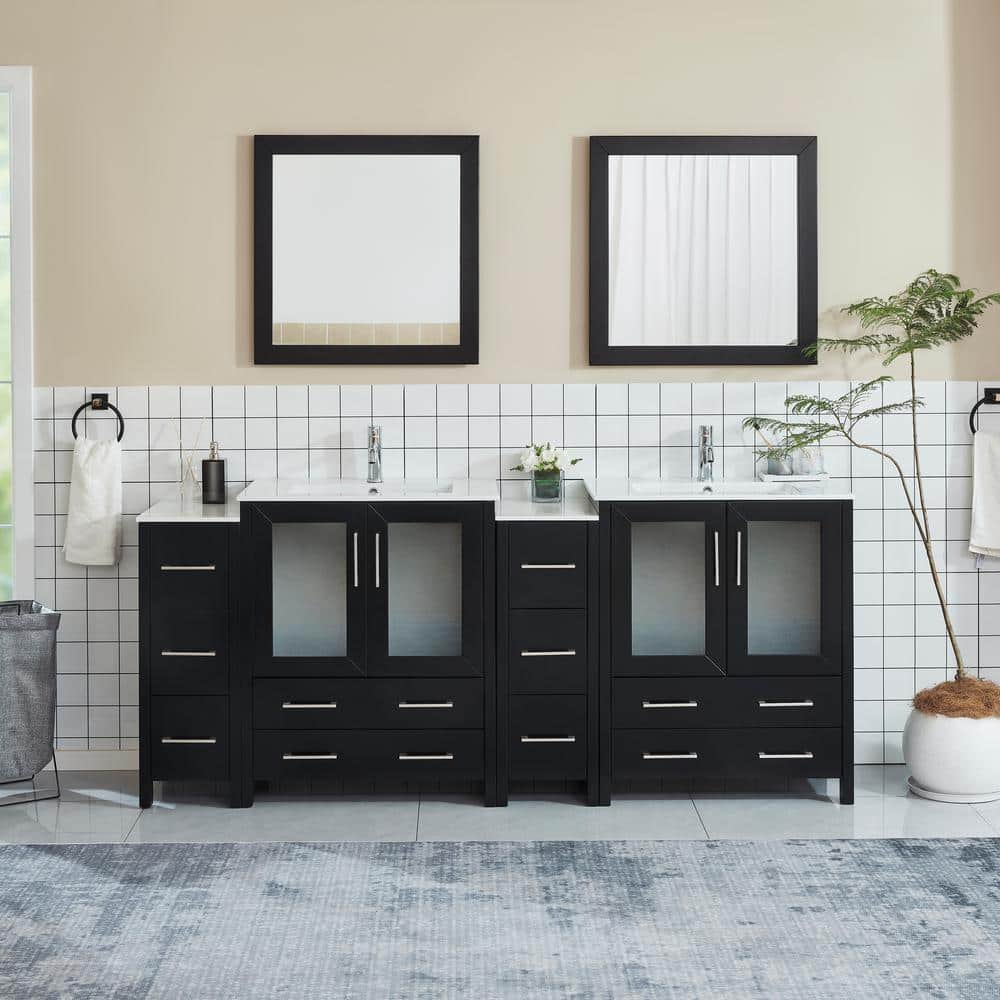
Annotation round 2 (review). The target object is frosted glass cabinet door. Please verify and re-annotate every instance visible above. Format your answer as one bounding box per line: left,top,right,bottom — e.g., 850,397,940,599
727,501,843,675
251,504,365,676
367,503,484,677
611,503,726,677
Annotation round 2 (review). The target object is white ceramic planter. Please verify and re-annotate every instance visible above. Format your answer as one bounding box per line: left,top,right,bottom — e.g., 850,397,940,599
903,709,1000,802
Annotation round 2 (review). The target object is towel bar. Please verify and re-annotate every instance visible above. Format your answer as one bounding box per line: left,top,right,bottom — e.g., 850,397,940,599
71,393,125,443
969,387,1000,435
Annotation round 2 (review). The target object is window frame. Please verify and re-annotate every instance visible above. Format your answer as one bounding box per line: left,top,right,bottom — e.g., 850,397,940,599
0,67,34,597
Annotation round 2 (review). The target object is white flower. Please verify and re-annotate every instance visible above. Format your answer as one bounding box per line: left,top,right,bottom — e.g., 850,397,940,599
518,448,538,471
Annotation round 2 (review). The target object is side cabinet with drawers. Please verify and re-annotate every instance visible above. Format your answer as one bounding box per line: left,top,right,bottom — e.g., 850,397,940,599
599,499,854,804
239,501,497,807
496,520,600,805
139,522,240,808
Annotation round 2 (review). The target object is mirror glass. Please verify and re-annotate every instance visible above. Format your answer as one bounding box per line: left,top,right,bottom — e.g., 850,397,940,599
608,153,797,348
271,154,461,347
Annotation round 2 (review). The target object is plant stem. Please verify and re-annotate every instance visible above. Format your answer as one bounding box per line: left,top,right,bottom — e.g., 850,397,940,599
908,353,966,679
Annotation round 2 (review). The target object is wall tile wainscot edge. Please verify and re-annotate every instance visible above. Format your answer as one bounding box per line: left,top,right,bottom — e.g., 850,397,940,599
32,380,1000,765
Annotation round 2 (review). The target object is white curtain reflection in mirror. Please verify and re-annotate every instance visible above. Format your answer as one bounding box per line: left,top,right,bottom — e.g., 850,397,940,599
272,154,461,346
608,154,797,348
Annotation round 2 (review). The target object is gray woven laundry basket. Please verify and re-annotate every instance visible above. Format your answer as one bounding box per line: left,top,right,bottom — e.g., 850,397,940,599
0,601,61,787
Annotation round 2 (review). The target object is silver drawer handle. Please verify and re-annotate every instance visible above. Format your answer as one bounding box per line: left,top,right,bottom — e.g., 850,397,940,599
643,752,698,760
353,531,359,588
713,530,720,587
375,532,381,589
736,530,742,587
521,736,576,743
160,650,216,658
282,701,338,710
520,649,576,658
283,753,339,760
160,737,216,745
758,700,815,709
160,564,216,571
758,751,814,760
398,753,454,761
398,701,454,709
520,563,576,570
642,700,698,709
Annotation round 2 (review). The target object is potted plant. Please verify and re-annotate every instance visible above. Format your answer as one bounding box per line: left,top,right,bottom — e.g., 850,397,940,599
512,443,581,503
744,270,1000,801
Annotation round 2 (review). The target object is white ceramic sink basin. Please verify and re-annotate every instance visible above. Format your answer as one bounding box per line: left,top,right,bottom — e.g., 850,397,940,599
625,479,785,497
237,478,500,503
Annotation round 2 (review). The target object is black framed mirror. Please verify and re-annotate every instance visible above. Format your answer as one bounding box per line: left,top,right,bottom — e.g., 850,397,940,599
254,134,479,365
589,136,817,366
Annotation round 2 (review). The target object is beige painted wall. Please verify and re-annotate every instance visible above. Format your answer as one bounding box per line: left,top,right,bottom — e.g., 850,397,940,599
2,0,996,385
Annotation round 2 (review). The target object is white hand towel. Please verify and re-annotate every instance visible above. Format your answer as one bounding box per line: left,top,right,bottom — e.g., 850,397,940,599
63,437,122,566
969,430,1000,559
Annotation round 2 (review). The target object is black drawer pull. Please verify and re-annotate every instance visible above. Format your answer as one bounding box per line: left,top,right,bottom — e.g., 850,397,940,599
520,735,576,743
757,700,815,709
281,701,338,710
642,700,698,709
160,564,216,571
758,751,814,760
643,751,697,760
520,649,576,658
160,650,216,658
398,753,454,761
282,752,339,760
160,737,217,745
520,563,576,570
397,701,454,709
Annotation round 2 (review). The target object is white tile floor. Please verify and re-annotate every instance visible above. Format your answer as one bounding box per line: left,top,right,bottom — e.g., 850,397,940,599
1,768,998,844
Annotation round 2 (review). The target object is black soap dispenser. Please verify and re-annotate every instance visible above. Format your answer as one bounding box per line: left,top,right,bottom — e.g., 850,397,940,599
201,441,227,504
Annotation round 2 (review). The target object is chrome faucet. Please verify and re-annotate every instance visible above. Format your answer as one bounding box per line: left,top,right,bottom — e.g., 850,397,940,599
697,425,714,482
367,424,383,484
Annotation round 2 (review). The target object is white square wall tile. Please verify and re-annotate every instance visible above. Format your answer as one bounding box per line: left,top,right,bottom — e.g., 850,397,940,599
691,382,722,413
245,419,277,450
468,384,499,416
340,385,372,417
563,384,596,415
531,415,563,447
373,384,403,416
277,418,308,449
627,383,659,414
277,385,309,417
660,382,692,415
437,417,468,448
501,384,531,414
531,384,563,415
468,417,500,448
597,383,628,414
723,382,754,413
437,384,469,416
211,385,243,417
308,385,340,417
148,386,180,418
405,384,437,417
244,385,276,417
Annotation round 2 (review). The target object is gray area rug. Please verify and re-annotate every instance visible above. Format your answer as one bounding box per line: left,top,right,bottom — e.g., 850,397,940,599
2,839,999,999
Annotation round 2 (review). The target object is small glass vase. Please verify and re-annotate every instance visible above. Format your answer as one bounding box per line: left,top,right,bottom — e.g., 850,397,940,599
531,470,563,503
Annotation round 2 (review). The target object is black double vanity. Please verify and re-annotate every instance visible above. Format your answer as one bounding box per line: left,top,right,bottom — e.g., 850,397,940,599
138,478,853,809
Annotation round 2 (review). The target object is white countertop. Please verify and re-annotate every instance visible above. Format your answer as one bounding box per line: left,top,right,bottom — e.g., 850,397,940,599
495,480,598,521
583,477,853,502
237,478,500,503
136,489,242,524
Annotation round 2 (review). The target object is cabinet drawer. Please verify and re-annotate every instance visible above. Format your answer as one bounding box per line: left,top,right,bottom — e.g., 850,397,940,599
253,678,483,730
509,523,587,609
509,695,587,779
150,613,228,695
150,696,228,779
509,611,587,694
253,729,484,781
149,525,229,611
614,677,841,729
613,727,841,780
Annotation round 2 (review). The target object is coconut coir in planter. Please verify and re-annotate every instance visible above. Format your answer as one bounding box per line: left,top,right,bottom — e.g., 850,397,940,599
912,675,1000,719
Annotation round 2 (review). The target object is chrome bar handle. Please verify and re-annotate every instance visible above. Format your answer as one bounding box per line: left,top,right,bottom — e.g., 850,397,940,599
160,650,216,658
160,564,215,572
758,700,815,709
398,753,454,761
520,736,576,743
282,702,338,710
714,530,720,587
282,753,339,760
520,649,576,658
736,530,742,587
642,700,698,709
520,563,576,570
643,752,698,760
375,532,380,588
161,737,216,745
758,751,814,760
397,701,454,710
353,531,359,588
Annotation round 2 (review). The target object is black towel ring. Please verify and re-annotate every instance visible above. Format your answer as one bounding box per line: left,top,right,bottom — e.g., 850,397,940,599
71,393,125,443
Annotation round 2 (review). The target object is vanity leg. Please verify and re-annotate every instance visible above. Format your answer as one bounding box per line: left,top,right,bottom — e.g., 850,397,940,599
139,775,154,810
230,773,254,809
840,768,854,805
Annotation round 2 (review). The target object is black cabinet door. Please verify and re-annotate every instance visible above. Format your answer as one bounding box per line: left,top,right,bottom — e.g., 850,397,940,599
366,502,484,677
249,502,366,677
611,502,726,677
726,501,843,675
